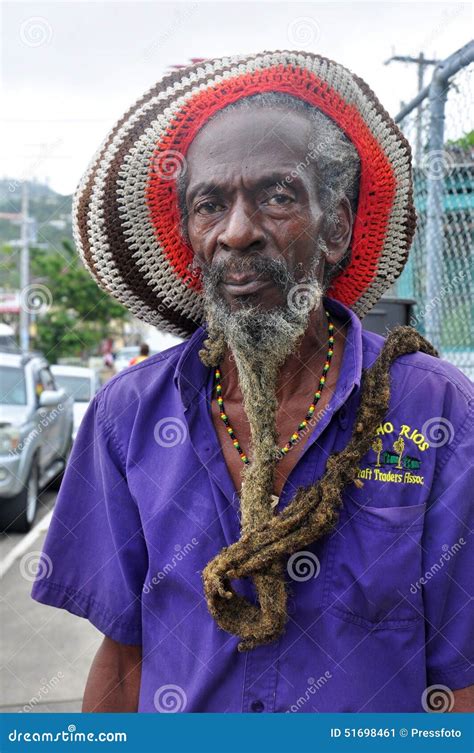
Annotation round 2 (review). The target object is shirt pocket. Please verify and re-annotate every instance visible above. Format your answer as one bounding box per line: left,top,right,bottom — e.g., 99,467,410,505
323,493,426,628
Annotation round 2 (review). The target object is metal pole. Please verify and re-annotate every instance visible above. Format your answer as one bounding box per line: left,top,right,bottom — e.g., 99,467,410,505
424,41,474,348
415,53,425,166
19,182,30,352
395,85,430,123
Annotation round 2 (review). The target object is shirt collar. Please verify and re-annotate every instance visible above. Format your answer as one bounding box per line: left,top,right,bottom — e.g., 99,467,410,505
174,295,363,408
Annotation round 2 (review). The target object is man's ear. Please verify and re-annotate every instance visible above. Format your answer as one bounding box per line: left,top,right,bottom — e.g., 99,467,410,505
321,196,353,265
188,253,203,280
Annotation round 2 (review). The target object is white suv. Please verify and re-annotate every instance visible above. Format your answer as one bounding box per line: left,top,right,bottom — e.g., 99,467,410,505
0,352,74,532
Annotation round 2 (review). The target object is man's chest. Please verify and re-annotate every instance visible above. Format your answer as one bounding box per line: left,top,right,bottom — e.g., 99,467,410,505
209,388,334,500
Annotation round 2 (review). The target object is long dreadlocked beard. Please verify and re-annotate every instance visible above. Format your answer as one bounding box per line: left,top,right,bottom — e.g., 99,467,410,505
197,250,324,648
198,251,324,525
199,251,323,451
196,250,440,652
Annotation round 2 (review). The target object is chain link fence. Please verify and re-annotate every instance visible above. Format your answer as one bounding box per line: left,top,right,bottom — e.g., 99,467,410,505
393,43,473,379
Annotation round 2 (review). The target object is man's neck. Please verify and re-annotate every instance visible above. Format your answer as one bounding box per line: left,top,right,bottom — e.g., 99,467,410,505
218,302,345,405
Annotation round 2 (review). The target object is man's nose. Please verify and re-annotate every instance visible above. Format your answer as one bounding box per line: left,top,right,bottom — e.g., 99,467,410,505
217,197,265,253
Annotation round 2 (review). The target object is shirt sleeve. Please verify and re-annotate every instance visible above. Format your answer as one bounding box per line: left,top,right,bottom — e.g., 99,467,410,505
30,386,148,645
422,394,474,691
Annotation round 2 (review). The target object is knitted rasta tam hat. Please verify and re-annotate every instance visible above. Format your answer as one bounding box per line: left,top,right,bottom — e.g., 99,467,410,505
72,50,416,337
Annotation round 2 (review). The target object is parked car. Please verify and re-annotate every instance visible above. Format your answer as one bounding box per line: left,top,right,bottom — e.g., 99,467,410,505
51,365,101,441
0,322,20,353
0,352,74,532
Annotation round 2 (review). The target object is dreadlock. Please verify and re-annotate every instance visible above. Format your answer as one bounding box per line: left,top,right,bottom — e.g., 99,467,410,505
199,325,439,652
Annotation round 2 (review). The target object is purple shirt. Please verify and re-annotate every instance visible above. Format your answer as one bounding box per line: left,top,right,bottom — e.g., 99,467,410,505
31,296,474,712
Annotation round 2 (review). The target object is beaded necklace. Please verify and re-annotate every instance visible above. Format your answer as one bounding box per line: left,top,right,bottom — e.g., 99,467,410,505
214,310,335,466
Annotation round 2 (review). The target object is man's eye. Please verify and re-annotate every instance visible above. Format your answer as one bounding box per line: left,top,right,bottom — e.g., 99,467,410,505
195,201,223,214
265,193,294,205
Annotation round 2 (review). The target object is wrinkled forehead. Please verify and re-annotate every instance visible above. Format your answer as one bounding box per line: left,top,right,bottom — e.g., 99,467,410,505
184,107,314,196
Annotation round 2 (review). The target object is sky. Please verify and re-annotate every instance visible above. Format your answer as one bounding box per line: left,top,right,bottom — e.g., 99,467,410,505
1,0,472,196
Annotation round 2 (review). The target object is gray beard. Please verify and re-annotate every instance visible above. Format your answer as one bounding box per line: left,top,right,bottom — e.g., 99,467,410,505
198,251,324,468
200,251,323,368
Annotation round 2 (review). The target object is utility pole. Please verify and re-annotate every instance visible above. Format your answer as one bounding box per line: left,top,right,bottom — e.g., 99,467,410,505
384,52,439,165
20,182,30,352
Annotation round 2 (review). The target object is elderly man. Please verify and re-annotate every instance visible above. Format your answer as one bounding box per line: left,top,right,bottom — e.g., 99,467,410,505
31,51,473,713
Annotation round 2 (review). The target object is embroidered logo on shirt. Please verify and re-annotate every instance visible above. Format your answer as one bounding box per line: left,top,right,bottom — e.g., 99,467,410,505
357,422,427,485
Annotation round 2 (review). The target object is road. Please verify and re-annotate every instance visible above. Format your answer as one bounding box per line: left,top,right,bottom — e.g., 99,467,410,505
0,488,101,712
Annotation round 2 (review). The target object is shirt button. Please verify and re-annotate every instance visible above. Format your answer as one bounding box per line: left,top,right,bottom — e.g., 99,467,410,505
251,699,265,712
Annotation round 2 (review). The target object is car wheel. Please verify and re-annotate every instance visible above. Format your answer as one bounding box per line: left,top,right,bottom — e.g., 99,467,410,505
0,458,39,534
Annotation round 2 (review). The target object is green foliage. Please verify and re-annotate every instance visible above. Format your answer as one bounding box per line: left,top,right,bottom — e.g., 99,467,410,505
30,239,129,363
446,130,474,149
0,244,18,288
0,179,73,249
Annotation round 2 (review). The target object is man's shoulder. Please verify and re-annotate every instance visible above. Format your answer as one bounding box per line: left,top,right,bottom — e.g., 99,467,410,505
361,327,474,405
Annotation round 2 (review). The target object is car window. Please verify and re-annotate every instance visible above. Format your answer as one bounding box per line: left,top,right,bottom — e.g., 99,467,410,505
53,375,91,402
0,366,27,405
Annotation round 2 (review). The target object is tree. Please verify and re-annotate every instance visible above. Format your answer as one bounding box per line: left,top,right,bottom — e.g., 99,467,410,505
30,239,129,363
371,437,383,467
393,437,405,470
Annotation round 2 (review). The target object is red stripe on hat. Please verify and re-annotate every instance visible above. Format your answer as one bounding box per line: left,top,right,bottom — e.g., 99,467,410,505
146,64,396,307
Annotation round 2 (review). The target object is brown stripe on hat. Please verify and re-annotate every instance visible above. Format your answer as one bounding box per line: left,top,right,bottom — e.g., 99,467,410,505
75,57,252,334
95,61,247,333
76,66,194,291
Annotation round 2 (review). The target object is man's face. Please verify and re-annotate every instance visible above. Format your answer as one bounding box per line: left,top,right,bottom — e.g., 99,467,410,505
185,107,327,312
